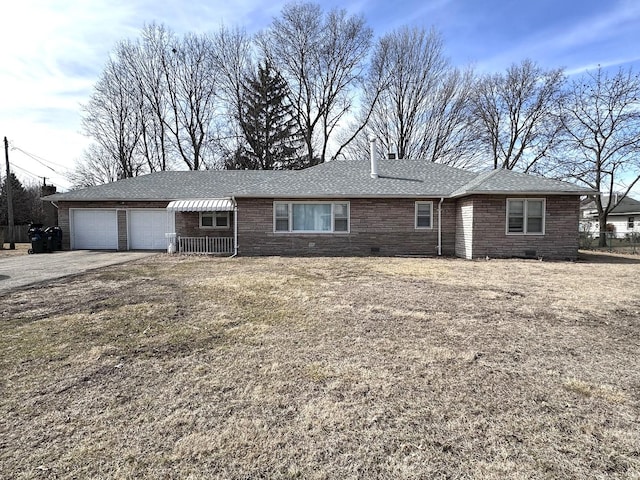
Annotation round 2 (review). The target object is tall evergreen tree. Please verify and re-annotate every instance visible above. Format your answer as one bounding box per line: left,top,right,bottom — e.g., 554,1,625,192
226,60,303,170
1,174,43,225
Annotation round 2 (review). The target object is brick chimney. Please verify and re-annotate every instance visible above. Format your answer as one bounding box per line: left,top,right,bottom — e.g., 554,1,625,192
41,184,58,226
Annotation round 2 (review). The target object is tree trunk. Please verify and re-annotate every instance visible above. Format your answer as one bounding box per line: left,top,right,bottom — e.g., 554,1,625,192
598,211,608,247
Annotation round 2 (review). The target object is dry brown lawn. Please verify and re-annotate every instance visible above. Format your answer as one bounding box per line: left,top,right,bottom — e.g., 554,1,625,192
1,252,639,479
0,243,30,257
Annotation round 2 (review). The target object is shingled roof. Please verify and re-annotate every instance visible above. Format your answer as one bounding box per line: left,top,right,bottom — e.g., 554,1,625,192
44,159,594,202
44,170,286,201
232,159,478,198
449,168,593,197
582,195,640,215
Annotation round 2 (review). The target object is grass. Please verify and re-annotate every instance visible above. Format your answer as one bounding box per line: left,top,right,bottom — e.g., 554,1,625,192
1,252,639,479
0,243,30,257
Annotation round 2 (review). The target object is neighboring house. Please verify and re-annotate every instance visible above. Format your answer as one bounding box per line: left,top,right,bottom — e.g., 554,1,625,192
581,195,640,236
44,157,593,259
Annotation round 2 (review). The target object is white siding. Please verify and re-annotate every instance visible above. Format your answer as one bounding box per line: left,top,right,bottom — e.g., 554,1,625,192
455,201,473,259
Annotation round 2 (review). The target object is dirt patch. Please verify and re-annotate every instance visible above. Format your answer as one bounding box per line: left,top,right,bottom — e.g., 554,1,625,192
1,254,639,479
0,243,30,257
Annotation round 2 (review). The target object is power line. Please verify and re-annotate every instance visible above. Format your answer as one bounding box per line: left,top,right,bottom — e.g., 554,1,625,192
8,143,74,185
12,147,58,173
10,144,69,171
10,163,43,180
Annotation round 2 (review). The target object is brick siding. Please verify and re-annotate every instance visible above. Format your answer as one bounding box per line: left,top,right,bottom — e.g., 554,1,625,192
56,196,580,259
236,198,456,256
458,195,580,260
175,212,234,238
117,210,127,250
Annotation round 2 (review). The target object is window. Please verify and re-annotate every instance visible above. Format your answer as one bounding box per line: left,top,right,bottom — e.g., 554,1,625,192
274,202,349,233
200,211,229,229
507,199,545,235
333,203,349,232
629,217,635,229
275,203,289,232
415,202,433,229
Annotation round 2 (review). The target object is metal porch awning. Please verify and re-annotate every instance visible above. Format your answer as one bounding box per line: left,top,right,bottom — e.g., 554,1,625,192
166,198,235,212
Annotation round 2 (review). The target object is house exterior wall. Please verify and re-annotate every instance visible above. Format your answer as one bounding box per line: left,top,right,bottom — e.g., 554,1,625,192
236,197,456,256
58,204,71,250
56,201,170,250
463,195,580,260
117,210,128,250
581,215,639,236
455,199,474,259
56,196,581,259
175,212,234,238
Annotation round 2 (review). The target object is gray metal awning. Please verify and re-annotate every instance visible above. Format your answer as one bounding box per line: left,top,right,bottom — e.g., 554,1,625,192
166,198,235,212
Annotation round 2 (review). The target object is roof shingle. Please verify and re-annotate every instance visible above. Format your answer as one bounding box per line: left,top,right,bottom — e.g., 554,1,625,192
44,159,594,202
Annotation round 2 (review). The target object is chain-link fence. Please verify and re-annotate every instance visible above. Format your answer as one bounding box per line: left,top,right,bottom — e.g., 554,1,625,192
579,231,640,254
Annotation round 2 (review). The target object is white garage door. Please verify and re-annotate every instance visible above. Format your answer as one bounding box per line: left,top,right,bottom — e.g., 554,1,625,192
129,210,168,250
72,209,118,250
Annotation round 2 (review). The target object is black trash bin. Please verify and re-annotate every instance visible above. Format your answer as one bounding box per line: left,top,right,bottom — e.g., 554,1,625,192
50,227,63,250
46,233,56,252
44,226,62,252
28,226,46,254
28,223,60,254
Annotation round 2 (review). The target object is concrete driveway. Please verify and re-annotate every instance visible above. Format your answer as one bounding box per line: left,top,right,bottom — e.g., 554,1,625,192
0,250,157,294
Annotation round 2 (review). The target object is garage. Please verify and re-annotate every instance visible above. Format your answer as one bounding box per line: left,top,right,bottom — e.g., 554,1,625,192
72,209,118,250
129,209,168,250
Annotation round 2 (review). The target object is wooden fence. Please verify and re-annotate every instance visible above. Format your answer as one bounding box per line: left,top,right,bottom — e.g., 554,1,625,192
0,225,30,244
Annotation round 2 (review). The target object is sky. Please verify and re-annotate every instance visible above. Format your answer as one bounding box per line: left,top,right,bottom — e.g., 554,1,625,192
1,0,639,192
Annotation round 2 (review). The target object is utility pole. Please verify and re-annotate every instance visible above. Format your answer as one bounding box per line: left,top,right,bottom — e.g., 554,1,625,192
4,136,15,249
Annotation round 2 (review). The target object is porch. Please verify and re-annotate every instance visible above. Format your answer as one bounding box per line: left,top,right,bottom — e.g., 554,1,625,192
166,198,237,256
177,236,234,254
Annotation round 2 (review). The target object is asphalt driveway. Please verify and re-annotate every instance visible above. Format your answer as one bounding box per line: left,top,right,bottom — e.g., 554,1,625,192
0,250,157,295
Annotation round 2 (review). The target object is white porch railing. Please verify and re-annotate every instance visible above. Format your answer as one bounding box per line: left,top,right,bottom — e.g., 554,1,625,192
178,236,234,255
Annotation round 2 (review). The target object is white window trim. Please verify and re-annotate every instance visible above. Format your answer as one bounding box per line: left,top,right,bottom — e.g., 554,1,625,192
506,198,546,235
273,201,350,234
415,201,434,230
200,211,230,230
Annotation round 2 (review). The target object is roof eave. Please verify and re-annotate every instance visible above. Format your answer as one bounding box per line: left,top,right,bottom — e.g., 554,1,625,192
451,189,595,198
45,197,177,203
234,193,455,199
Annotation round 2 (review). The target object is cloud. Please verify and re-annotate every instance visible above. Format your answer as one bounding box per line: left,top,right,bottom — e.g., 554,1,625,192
474,1,640,73
0,0,276,187
2,0,640,190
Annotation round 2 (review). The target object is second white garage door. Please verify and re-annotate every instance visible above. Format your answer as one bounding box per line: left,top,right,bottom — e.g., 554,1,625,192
129,210,168,250
72,209,118,250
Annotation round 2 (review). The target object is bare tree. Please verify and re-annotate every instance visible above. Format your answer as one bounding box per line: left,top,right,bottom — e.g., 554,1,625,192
162,32,219,170
118,24,175,172
471,59,565,172
350,27,477,167
210,25,255,162
258,2,372,165
557,66,640,246
69,144,121,188
81,58,144,179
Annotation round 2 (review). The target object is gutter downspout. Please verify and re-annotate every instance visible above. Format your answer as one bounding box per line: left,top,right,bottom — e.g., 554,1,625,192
437,197,444,256
231,197,238,258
